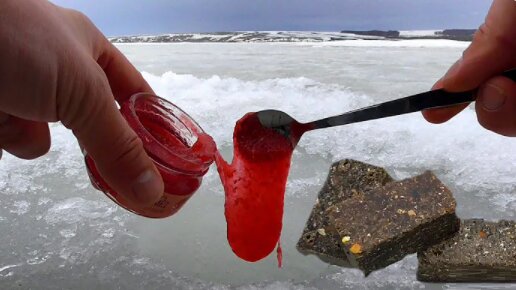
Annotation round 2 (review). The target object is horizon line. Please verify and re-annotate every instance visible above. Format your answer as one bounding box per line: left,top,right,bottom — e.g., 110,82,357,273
108,28,477,38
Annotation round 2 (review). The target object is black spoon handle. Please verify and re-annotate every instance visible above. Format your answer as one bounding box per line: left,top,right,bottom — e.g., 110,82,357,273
311,68,516,130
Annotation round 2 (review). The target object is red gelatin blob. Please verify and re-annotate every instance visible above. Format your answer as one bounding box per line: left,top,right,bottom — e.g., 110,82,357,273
85,93,216,218
215,113,296,264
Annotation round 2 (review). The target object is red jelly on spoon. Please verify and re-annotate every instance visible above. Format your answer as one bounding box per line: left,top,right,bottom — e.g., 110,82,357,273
215,112,305,264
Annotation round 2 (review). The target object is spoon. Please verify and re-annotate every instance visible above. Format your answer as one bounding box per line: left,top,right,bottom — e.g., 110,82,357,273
257,68,516,145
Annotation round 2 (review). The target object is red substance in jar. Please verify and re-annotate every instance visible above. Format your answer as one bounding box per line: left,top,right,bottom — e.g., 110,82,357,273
215,113,305,265
85,93,216,218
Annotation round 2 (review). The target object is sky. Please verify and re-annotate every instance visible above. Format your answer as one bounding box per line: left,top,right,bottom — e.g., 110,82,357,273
51,0,491,36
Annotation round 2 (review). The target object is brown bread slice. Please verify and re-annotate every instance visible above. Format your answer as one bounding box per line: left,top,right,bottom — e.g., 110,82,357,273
418,219,516,282
328,171,459,275
296,159,393,267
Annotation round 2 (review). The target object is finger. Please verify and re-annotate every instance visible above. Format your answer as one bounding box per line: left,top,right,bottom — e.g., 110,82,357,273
0,113,3,160
97,40,154,102
423,103,470,124
422,72,470,124
0,112,51,159
61,63,163,206
475,75,516,136
59,9,153,102
423,0,515,125
442,0,516,92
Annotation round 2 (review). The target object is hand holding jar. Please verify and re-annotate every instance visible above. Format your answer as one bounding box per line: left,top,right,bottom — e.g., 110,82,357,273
85,93,216,218
0,0,164,205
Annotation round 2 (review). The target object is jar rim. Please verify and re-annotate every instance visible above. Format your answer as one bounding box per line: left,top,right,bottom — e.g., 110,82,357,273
122,93,214,175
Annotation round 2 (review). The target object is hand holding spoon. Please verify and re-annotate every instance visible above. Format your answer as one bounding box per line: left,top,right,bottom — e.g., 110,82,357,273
257,69,516,146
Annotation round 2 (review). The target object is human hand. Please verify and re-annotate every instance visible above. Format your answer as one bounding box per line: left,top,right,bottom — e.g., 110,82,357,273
0,0,163,204
423,0,516,136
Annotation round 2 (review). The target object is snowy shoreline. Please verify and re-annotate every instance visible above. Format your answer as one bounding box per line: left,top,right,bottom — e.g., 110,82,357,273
113,39,470,49
109,30,475,44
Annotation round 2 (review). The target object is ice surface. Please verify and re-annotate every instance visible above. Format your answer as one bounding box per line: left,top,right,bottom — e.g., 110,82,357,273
0,43,514,289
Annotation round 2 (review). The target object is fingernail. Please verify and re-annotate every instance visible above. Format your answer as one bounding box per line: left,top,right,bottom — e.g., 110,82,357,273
131,170,163,204
443,57,463,81
479,84,506,111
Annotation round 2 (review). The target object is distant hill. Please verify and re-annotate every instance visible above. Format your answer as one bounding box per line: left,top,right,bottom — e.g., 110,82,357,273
436,29,476,41
341,29,476,41
109,31,381,43
109,30,476,43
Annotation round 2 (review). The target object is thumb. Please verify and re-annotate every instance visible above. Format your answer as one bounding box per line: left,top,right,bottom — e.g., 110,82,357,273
62,64,164,205
443,0,516,92
475,75,516,136
423,0,516,123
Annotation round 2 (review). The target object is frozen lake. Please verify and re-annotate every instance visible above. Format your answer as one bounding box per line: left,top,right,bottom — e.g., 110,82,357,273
1,41,516,289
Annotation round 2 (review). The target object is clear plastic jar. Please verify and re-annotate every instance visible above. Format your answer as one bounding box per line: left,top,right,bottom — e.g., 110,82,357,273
84,93,215,218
